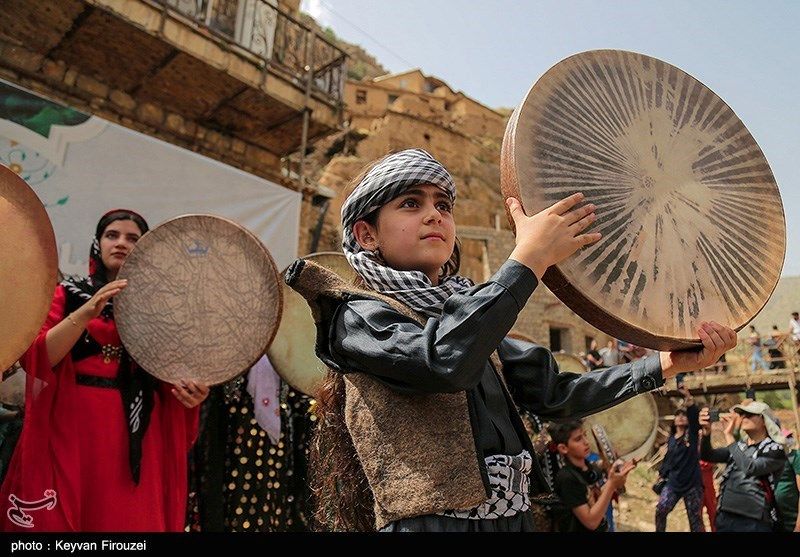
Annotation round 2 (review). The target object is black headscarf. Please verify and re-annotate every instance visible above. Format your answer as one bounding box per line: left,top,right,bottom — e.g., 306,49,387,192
61,209,155,484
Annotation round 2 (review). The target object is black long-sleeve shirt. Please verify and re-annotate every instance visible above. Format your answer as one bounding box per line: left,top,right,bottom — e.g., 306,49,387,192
320,259,665,458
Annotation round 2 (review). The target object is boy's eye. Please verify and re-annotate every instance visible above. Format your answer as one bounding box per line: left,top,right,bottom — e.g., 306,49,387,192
436,202,453,212
400,199,419,208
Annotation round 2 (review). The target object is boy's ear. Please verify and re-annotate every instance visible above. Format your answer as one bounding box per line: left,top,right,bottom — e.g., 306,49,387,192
353,220,378,251
556,443,569,456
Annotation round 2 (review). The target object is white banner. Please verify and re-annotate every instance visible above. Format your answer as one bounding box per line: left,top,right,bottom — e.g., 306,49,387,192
0,80,300,276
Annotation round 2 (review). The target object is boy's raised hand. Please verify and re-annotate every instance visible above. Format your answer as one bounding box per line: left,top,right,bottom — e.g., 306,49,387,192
507,193,601,279
660,321,737,378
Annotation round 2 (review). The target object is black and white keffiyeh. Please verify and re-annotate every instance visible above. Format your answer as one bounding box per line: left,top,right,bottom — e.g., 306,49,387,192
439,451,533,520
341,149,473,317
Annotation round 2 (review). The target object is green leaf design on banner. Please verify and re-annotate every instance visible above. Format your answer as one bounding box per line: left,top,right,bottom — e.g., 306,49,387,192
0,83,90,137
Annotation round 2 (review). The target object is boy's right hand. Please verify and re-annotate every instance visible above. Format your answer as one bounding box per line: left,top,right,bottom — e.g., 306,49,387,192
507,193,601,279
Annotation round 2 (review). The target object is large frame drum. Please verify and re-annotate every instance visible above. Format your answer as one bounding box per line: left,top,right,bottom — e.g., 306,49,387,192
501,50,786,351
268,252,356,397
116,214,282,385
0,164,58,372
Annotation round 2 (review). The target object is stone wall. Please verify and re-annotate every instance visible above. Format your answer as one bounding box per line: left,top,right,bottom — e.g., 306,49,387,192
310,109,510,252
0,42,287,184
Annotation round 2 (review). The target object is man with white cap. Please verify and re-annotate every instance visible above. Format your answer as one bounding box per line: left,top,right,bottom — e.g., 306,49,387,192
700,400,787,532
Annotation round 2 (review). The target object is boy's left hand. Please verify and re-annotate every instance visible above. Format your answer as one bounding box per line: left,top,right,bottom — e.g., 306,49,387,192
608,458,637,489
660,321,737,379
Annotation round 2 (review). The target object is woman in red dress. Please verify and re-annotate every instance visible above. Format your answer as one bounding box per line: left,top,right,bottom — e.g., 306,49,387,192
1,209,208,531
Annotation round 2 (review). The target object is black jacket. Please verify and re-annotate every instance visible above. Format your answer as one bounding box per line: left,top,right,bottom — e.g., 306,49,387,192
319,259,666,495
701,435,786,523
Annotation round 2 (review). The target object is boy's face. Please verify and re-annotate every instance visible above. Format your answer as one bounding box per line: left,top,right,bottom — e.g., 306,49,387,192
355,184,456,284
558,427,591,460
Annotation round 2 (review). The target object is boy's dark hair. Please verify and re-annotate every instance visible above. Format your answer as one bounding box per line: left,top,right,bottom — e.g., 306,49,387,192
549,420,584,446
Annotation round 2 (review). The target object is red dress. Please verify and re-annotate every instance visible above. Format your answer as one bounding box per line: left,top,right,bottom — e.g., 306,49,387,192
0,286,199,531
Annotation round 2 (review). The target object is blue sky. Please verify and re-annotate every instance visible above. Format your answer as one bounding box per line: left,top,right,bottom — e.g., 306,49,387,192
302,0,799,276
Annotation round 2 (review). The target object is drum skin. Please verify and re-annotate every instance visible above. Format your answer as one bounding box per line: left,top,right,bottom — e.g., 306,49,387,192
552,351,588,374
268,252,356,397
116,214,282,385
584,389,658,461
0,164,58,373
501,49,786,351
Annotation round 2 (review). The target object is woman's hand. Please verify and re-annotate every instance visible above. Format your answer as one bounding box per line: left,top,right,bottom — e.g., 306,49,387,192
171,380,209,408
507,193,601,279
699,407,712,434
74,279,128,322
660,322,737,379
45,279,128,367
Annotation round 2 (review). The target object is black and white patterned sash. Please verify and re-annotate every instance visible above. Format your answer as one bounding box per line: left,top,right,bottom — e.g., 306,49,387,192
439,450,533,520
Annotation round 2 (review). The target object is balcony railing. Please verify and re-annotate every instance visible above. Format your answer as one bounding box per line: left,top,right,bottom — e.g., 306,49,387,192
153,0,346,105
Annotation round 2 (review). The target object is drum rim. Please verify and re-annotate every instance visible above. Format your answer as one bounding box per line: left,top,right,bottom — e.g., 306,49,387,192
268,251,352,397
115,213,283,385
500,49,786,351
0,164,58,371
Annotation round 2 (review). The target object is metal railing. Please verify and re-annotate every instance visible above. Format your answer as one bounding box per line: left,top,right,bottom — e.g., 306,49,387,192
154,0,346,106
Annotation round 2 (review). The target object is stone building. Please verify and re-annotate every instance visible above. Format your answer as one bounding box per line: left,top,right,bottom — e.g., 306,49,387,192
0,0,346,251
310,69,615,355
345,68,505,139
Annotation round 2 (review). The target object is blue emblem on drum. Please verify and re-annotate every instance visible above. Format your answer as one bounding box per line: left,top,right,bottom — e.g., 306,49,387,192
186,240,209,256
